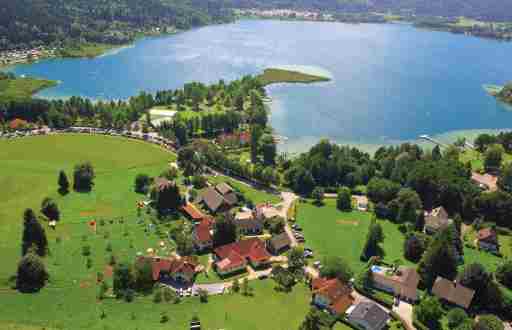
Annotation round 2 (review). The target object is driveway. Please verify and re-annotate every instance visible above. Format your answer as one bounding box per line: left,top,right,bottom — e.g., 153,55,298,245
393,300,415,330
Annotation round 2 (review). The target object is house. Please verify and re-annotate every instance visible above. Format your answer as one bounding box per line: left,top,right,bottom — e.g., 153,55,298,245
193,217,215,251
371,266,420,302
137,256,200,285
213,238,271,275
236,218,264,236
424,206,452,235
255,203,281,220
432,277,475,309
311,277,354,315
346,302,390,330
181,202,206,223
267,232,291,255
197,183,238,214
471,172,498,192
477,228,500,253
353,195,369,212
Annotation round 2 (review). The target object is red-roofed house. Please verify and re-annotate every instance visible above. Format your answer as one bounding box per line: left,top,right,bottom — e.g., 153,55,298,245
193,217,215,251
213,238,271,275
138,256,200,285
311,277,354,315
181,202,206,223
477,228,500,253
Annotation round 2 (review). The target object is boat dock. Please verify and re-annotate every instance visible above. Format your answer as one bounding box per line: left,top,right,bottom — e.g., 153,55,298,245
419,135,448,148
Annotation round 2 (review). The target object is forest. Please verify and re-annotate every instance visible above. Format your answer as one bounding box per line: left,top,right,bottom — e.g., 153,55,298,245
0,0,234,51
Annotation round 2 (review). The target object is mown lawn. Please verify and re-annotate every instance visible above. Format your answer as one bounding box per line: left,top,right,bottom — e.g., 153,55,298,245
459,149,512,172
0,76,57,100
207,175,281,205
0,134,312,330
296,200,411,272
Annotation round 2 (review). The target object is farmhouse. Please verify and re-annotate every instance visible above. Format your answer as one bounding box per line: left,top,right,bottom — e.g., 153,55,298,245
214,238,270,275
432,277,475,309
424,206,452,235
311,277,354,315
471,172,498,192
371,266,420,302
267,232,291,255
197,183,238,213
137,256,200,285
236,218,264,236
193,217,215,251
346,302,390,330
181,202,206,223
477,227,500,253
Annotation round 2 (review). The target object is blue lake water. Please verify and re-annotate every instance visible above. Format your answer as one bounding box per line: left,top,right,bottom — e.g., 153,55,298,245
9,19,512,152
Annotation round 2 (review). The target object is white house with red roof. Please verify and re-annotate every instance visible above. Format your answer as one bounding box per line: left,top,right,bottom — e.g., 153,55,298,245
311,277,355,315
137,256,201,285
213,238,271,276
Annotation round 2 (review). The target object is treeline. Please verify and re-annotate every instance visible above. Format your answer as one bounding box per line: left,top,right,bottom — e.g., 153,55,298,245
227,0,512,22
0,0,234,51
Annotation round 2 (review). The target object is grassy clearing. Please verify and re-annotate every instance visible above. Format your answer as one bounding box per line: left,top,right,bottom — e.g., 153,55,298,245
0,76,57,100
257,68,330,86
207,175,281,205
296,200,411,272
58,43,122,58
459,149,512,171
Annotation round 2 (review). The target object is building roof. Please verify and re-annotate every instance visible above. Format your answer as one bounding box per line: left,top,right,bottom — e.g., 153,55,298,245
471,172,498,192
349,302,389,330
312,277,354,315
477,228,498,245
268,232,291,251
216,182,233,195
214,238,271,264
181,202,205,221
216,250,246,272
223,192,238,206
195,218,214,243
199,187,225,212
235,210,254,221
138,256,199,281
425,206,451,231
432,277,475,309
154,177,175,192
236,218,264,232
372,266,420,301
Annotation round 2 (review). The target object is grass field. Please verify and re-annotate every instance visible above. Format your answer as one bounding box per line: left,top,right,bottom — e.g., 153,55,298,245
0,76,57,100
296,200,411,272
0,134,312,329
58,43,122,58
257,68,331,86
459,149,512,172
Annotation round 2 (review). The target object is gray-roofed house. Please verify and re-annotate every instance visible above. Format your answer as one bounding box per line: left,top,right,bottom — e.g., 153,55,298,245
347,302,389,330
267,232,291,255
216,183,239,207
432,277,475,310
424,206,452,235
197,187,227,213
237,218,264,236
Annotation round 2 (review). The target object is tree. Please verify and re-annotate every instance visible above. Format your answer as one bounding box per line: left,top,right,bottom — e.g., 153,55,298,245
458,263,503,311
418,228,458,288
113,263,134,298
311,187,324,206
288,247,305,277
414,296,443,329
41,197,60,221
475,315,504,330
21,209,48,257
198,288,208,302
497,162,512,193
432,145,442,161
484,144,504,172
446,308,469,329
134,257,154,292
320,256,353,282
232,279,240,293
496,259,512,289
177,146,203,176
73,162,95,192
213,213,238,247
134,174,151,194
404,234,426,262
260,134,277,166
98,280,109,300
241,278,251,296
16,249,49,292
299,307,334,330
475,134,497,153
367,178,400,204
250,125,262,163
415,211,426,231
336,187,352,211
361,217,384,261
58,170,69,194
150,178,182,216
272,265,295,292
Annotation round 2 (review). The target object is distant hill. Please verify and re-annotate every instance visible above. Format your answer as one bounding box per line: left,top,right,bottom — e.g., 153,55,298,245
226,0,512,22
0,0,233,50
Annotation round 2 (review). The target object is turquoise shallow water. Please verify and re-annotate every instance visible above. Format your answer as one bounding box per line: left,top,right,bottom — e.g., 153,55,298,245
9,19,512,152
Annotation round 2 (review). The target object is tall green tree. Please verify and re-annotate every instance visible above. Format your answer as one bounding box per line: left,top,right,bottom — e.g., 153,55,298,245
150,178,182,216
360,217,384,261
250,125,262,163
16,249,49,293
336,187,352,211
474,315,504,330
41,197,60,221
58,170,69,194
414,296,444,329
73,162,95,192
260,134,277,166
458,263,503,311
21,209,48,257
213,213,238,247
484,144,504,172
418,228,458,288
113,263,135,298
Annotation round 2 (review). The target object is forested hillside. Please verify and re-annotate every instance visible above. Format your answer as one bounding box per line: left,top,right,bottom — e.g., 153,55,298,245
0,0,233,50
227,0,512,22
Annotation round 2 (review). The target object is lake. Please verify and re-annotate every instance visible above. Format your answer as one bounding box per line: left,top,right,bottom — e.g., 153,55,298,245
9,19,512,153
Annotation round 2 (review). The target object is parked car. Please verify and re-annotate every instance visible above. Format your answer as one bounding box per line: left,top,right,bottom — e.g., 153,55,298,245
313,261,322,269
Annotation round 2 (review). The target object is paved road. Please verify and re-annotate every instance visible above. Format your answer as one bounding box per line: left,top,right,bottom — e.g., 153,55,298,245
276,192,299,247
